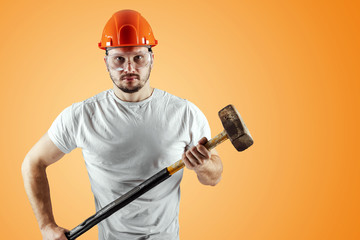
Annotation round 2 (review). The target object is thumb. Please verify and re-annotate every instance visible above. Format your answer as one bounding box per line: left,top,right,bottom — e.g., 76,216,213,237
198,137,208,145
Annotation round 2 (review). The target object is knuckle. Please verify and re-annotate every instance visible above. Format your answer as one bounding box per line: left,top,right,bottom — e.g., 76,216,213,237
197,145,206,153
184,160,193,169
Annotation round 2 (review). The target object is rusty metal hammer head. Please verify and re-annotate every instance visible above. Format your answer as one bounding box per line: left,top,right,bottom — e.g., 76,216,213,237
219,105,253,151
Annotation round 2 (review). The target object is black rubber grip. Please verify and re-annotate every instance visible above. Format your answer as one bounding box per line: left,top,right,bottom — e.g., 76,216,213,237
65,168,171,240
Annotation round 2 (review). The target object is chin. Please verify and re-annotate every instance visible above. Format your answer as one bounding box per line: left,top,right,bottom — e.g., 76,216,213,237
119,85,143,93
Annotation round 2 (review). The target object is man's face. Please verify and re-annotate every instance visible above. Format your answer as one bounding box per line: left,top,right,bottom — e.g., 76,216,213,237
105,46,153,94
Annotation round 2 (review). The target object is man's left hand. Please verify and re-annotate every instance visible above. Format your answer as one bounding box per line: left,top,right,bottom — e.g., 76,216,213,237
182,137,211,171
182,137,223,186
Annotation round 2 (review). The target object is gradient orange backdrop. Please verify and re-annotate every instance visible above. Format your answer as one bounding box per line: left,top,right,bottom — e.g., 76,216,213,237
1,0,359,239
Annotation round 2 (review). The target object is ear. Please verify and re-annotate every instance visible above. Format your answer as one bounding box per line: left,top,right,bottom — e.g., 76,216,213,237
104,56,109,72
150,53,154,69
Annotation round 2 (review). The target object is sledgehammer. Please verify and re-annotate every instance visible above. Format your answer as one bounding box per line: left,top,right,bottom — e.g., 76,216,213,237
65,104,253,240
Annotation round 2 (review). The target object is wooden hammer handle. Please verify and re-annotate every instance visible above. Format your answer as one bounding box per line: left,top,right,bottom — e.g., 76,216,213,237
167,130,228,175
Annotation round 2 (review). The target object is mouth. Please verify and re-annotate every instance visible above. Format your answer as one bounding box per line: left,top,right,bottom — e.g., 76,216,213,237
121,75,139,81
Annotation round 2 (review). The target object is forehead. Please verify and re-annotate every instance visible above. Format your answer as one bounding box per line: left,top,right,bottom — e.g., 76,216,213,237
107,46,149,55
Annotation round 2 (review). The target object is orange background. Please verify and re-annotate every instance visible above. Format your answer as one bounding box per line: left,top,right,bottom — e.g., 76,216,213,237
1,0,359,239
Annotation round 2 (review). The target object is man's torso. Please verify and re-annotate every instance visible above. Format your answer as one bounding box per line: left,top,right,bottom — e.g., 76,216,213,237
48,88,211,239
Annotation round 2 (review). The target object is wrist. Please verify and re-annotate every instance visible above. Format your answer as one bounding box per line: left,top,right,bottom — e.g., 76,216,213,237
40,221,58,232
194,155,223,186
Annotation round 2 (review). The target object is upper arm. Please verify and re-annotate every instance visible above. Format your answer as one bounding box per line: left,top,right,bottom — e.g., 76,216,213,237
24,132,65,168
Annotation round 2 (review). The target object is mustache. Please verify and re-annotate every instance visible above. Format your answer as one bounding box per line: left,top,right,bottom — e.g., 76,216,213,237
121,73,140,80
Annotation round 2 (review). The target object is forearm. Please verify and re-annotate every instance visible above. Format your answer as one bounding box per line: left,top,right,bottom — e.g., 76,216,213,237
194,154,223,186
22,158,56,230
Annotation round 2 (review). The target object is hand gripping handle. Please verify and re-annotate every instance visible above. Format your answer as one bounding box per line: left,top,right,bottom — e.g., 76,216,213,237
167,130,228,175
65,130,229,240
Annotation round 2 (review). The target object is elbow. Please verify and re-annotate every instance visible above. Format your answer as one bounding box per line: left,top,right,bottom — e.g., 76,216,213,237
21,157,30,178
21,156,35,180
21,155,45,179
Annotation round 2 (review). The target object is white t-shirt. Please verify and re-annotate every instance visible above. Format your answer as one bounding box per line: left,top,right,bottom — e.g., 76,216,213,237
48,88,211,240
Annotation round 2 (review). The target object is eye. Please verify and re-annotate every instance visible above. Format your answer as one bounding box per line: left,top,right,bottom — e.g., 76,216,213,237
114,56,125,63
134,55,144,63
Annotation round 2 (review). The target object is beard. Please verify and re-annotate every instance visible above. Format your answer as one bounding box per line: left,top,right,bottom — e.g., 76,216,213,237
109,67,152,93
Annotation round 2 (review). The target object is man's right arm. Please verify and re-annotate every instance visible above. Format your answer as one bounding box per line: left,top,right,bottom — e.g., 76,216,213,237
21,132,69,240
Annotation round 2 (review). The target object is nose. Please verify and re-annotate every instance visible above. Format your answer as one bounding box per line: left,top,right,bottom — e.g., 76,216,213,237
123,59,136,73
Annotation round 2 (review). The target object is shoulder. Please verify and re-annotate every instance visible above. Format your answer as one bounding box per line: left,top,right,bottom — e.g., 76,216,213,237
154,88,207,120
154,88,187,105
185,100,204,116
82,89,112,105
63,89,113,118
154,88,199,110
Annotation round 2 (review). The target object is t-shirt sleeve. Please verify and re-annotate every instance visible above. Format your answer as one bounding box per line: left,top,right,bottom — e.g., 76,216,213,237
47,105,78,154
186,101,211,150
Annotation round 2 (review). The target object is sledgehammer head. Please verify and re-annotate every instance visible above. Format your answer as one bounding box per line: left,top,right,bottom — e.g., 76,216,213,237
219,105,253,151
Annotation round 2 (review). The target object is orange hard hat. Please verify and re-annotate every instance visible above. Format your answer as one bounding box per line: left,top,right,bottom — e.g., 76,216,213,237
98,9,158,50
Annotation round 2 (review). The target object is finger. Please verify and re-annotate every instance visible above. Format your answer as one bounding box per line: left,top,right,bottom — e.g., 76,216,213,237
186,149,201,165
198,137,208,145
182,152,194,168
190,147,206,164
196,144,211,159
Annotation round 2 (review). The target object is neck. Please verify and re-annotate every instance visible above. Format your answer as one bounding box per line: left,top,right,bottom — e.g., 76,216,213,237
112,83,154,102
